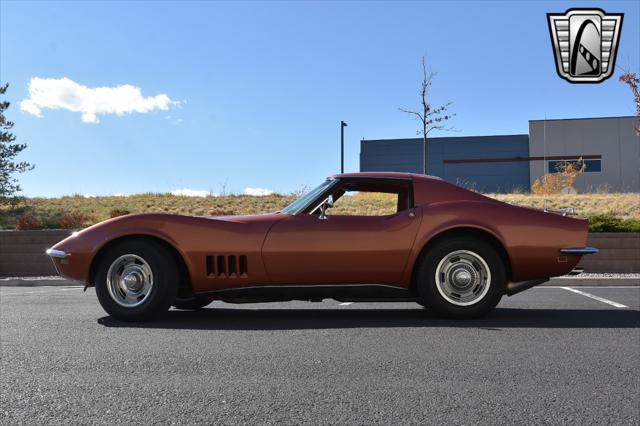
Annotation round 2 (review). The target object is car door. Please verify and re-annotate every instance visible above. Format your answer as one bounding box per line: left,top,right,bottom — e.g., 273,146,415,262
261,207,421,285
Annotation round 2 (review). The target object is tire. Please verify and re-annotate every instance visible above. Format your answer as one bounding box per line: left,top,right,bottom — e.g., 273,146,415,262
172,295,215,310
94,239,178,321
415,237,506,319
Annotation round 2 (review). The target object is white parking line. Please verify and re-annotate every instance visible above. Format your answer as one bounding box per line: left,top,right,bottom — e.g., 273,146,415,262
545,286,639,289
338,302,353,306
561,287,629,308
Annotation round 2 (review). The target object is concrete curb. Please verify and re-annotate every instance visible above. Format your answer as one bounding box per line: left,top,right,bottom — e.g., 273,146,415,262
1,276,638,287
0,277,82,287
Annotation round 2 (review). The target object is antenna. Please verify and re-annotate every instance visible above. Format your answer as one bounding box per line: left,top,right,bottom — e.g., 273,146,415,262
543,113,547,212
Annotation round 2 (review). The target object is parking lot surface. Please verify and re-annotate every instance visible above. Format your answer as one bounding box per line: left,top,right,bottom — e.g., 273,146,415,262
1,285,639,424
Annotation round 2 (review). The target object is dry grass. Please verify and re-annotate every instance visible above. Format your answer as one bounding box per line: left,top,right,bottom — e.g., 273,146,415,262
490,193,640,219
0,193,297,229
0,192,638,229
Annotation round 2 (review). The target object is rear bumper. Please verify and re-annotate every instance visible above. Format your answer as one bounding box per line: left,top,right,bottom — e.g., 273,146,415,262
560,247,599,255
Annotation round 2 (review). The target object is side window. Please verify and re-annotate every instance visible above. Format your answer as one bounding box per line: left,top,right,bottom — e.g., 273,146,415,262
323,179,413,217
330,191,400,216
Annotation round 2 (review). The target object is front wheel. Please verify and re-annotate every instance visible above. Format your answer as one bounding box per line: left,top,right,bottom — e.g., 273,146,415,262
94,239,178,321
415,237,506,319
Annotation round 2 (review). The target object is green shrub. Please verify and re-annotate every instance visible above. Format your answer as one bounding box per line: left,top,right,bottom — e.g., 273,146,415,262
587,214,640,232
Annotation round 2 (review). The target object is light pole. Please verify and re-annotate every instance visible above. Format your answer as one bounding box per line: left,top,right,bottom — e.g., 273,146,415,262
340,120,348,173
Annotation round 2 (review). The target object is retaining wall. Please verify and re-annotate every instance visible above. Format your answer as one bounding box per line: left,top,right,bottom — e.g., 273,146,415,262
1,230,72,277
0,230,638,277
577,232,639,273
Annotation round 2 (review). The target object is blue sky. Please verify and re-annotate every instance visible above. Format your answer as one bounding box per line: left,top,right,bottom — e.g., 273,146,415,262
1,0,638,197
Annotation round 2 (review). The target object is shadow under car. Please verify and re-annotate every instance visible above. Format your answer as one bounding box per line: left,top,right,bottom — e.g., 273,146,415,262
98,306,640,331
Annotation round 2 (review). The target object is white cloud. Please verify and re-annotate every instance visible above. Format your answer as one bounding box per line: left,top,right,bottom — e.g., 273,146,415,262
244,187,274,196
171,189,215,197
20,77,180,123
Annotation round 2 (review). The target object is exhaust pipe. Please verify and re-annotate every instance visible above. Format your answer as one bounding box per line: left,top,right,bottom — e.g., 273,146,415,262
506,279,548,296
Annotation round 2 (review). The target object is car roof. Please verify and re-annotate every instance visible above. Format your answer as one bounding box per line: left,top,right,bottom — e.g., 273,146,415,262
330,171,442,181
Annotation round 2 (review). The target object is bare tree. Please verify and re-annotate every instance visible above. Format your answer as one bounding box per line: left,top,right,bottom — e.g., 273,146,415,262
399,57,454,174
218,178,229,196
619,71,640,135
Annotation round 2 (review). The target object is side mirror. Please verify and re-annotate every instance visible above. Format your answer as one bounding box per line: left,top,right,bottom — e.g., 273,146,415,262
326,194,334,207
318,195,334,220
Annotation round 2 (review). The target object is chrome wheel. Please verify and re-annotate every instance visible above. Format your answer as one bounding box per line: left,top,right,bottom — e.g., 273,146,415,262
106,254,154,308
435,250,491,306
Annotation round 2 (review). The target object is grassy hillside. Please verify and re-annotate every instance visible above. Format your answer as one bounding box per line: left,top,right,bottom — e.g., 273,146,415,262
492,193,639,219
1,192,638,231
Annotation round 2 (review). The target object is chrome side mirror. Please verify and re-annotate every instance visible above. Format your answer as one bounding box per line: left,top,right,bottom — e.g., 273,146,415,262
326,194,334,208
318,195,334,220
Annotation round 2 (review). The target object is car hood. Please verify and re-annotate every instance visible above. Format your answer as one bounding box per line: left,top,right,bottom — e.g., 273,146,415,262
63,211,286,241
200,212,286,224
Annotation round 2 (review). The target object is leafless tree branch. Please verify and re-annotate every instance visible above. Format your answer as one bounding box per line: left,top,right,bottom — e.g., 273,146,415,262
398,56,455,174
398,108,426,124
619,69,640,135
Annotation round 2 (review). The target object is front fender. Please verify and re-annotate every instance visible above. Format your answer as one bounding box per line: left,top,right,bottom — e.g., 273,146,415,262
48,212,283,290
48,214,191,283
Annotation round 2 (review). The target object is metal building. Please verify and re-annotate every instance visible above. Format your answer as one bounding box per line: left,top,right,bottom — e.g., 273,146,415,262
528,116,639,192
359,116,639,193
360,135,530,193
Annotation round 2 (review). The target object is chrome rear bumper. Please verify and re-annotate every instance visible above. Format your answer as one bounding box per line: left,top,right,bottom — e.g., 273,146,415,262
560,247,599,255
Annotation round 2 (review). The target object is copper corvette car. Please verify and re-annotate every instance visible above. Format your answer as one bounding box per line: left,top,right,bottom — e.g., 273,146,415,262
46,172,597,321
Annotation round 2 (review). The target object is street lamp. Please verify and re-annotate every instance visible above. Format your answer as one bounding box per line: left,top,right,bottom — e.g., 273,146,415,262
341,120,348,173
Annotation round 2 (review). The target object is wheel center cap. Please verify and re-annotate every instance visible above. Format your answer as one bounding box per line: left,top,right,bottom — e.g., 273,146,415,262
453,269,472,287
123,273,143,291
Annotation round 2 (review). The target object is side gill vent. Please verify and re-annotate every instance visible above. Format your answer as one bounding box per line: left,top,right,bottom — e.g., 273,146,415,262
206,255,248,278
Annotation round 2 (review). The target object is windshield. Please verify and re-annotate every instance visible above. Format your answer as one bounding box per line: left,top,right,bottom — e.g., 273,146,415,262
281,179,335,215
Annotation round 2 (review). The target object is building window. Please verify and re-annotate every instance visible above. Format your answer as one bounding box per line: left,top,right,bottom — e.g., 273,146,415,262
583,159,602,172
548,160,564,173
548,159,601,173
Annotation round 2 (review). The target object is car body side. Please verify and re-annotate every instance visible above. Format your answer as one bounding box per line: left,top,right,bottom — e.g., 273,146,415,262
48,173,588,294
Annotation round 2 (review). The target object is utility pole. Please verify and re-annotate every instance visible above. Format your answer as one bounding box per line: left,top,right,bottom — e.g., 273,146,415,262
340,120,348,173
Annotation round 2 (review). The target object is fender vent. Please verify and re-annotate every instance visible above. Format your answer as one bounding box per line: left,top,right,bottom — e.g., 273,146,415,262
206,255,248,278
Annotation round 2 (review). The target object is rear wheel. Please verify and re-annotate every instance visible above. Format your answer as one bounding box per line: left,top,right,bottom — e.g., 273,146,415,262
415,237,506,318
95,239,178,321
172,294,216,310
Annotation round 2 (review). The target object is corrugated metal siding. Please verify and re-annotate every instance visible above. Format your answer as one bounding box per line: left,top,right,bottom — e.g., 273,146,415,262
360,135,530,193
528,116,639,192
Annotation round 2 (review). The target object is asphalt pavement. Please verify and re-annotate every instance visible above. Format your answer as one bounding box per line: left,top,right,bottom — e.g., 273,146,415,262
1,285,639,425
